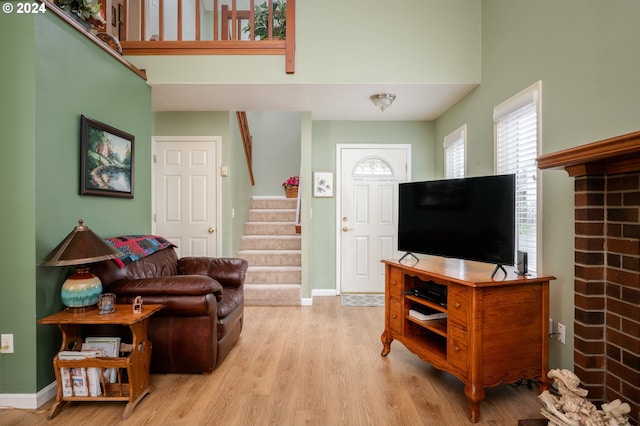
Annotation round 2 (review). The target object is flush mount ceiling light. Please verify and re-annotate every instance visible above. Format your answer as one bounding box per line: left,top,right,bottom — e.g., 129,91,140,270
370,93,396,112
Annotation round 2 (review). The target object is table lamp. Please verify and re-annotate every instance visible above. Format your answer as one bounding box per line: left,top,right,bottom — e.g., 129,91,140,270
42,219,123,311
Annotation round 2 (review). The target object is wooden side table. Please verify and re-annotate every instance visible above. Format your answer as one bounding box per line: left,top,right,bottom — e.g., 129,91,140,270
39,304,163,420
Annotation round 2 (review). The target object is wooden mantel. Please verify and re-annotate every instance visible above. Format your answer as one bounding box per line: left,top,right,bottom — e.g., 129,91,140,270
537,130,640,176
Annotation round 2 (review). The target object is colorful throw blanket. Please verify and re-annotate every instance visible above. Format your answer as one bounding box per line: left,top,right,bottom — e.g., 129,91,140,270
105,235,176,268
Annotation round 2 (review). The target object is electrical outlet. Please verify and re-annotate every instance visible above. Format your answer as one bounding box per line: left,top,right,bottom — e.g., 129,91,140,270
549,319,554,335
557,323,566,344
1,334,14,354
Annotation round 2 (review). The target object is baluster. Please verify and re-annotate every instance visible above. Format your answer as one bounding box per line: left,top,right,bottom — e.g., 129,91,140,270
249,0,255,40
140,0,146,41
177,0,183,41
268,0,273,39
195,0,201,40
231,0,237,40
213,0,218,40
159,0,164,41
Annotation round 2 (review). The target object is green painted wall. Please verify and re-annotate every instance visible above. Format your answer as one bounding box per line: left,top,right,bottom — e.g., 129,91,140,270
0,11,151,395
435,0,640,370
309,121,435,294
129,0,481,86
0,12,38,396
152,111,252,257
250,112,301,196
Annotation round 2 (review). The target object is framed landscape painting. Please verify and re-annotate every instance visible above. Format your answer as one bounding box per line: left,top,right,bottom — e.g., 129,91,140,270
80,115,135,198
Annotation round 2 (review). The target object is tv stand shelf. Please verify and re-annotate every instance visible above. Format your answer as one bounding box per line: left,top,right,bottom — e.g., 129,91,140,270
381,256,555,423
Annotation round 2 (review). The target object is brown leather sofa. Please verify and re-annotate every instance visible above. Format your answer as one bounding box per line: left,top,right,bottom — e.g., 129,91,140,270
91,247,248,374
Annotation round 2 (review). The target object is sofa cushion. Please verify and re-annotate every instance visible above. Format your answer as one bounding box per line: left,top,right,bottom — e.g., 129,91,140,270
92,248,179,285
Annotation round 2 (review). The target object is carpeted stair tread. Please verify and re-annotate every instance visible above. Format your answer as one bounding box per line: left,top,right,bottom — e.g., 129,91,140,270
240,196,302,306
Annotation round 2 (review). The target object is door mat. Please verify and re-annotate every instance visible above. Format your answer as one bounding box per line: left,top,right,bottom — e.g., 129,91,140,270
340,294,385,307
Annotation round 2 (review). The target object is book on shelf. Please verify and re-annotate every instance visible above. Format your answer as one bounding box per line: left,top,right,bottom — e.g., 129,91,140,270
58,350,102,397
409,307,447,321
83,337,121,384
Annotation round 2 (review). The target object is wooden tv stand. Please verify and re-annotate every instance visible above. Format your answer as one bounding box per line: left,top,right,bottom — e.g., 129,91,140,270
380,257,555,423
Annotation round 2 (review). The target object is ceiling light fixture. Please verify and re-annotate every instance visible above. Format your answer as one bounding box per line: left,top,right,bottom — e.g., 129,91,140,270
370,93,396,112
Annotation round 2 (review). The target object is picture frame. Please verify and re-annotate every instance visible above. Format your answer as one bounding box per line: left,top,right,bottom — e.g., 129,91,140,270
80,115,134,199
313,171,333,197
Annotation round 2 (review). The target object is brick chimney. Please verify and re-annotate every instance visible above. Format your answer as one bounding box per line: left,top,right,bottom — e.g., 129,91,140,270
538,131,640,425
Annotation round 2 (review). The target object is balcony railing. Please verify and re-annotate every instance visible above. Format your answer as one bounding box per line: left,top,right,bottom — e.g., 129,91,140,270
119,0,295,73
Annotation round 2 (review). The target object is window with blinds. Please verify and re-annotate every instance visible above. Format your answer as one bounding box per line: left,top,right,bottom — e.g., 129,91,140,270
444,124,467,179
494,82,541,273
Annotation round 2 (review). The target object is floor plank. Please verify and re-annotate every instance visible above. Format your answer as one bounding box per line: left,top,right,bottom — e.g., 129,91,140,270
2,297,545,425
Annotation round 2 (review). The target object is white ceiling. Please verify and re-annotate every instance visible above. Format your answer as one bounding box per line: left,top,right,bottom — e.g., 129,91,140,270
151,82,478,121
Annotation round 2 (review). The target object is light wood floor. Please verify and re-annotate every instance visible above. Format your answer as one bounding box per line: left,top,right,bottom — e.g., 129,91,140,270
3,297,545,425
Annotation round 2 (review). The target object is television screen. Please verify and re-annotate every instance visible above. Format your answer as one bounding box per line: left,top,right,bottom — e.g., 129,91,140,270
398,174,516,266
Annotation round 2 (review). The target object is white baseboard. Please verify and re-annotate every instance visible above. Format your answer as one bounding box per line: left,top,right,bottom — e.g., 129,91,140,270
311,289,337,297
0,381,56,410
300,289,338,306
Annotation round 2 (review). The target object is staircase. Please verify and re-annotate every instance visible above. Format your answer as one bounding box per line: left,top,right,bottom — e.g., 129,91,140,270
239,197,301,306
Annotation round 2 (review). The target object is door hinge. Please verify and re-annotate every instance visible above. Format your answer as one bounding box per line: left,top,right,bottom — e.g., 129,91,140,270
153,154,156,164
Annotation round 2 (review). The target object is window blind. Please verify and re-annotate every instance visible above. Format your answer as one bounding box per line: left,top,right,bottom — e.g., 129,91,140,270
495,84,540,273
444,125,466,179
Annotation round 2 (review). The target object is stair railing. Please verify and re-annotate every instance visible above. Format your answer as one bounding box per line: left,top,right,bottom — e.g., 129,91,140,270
120,0,296,73
236,111,255,186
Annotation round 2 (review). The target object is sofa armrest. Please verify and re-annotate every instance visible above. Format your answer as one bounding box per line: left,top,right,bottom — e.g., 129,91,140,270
177,257,248,288
107,275,223,299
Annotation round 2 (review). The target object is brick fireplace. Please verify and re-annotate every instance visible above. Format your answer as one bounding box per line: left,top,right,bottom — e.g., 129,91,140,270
538,131,640,425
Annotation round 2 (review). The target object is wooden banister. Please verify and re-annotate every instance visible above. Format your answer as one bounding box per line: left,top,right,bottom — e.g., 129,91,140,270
236,112,255,186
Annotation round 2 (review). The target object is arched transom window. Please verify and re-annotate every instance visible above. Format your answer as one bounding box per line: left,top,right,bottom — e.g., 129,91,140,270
352,157,394,177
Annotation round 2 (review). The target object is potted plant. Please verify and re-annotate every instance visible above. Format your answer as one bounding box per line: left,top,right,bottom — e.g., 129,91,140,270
243,0,287,40
56,0,106,31
282,175,299,198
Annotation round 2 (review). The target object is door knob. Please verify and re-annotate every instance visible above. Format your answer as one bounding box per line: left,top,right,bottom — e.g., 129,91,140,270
208,227,215,234
342,226,352,232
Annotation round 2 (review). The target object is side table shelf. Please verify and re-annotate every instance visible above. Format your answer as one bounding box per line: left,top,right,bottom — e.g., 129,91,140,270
39,304,163,420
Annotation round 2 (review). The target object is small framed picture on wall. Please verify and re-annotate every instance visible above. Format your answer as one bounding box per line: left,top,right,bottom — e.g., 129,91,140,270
313,172,333,197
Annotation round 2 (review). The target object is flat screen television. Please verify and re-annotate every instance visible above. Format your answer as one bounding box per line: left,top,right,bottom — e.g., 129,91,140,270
398,174,516,270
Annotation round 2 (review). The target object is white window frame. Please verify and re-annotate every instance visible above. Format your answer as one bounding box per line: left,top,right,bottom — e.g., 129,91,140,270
443,124,467,179
493,81,542,273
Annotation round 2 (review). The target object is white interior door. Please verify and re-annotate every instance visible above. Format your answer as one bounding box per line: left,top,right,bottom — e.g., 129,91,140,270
338,145,410,294
153,137,221,257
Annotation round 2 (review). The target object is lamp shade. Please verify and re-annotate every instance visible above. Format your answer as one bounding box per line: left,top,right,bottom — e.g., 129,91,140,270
42,219,123,310
42,219,123,266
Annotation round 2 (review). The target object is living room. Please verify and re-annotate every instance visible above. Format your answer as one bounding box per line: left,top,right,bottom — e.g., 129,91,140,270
1,0,639,424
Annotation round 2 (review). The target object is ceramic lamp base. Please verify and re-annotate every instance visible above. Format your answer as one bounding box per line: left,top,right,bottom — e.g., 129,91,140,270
60,268,103,309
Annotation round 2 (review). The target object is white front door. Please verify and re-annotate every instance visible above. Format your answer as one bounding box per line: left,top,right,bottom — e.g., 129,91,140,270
337,145,411,294
153,137,221,258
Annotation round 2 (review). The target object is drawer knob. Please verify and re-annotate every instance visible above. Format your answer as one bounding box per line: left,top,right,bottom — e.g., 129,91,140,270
392,280,397,285
391,314,397,319
453,346,460,352
454,302,461,309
